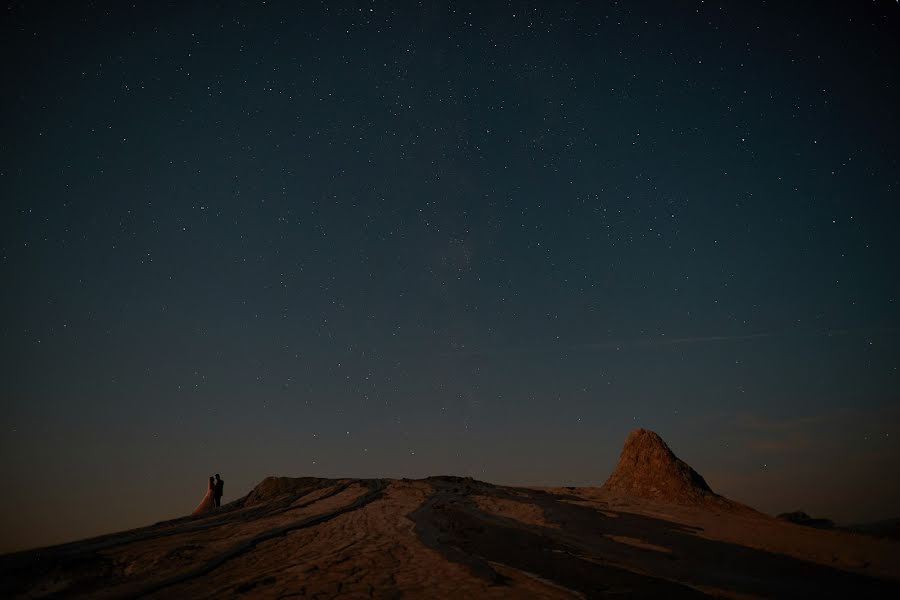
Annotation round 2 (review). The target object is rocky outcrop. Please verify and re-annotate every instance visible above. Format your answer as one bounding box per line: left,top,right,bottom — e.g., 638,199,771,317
602,429,744,510
778,511,835,529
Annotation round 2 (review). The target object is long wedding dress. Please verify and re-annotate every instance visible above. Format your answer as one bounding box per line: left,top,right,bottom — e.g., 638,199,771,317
192,478,216,515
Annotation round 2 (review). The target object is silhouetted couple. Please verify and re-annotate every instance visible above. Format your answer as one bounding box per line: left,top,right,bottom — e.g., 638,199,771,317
192,473,224,515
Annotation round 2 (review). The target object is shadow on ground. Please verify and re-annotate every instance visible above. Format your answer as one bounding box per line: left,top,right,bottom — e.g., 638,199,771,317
412,476,900,598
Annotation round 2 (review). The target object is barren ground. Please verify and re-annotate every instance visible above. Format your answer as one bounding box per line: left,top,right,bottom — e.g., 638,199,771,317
2,476,899,599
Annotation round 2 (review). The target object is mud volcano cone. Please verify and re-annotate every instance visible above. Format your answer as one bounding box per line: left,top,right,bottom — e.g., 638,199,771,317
602,428,720,505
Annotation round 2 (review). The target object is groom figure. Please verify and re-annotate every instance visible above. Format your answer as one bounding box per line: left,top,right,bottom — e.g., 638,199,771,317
214,473,224,507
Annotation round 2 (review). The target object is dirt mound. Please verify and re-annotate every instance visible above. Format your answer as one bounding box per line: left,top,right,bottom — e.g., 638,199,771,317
777,511,835,529
601,429,727,506
3,475,898,598
242,476,333,506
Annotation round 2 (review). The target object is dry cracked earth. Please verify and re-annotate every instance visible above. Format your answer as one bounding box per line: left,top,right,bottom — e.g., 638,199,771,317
2,476,900,599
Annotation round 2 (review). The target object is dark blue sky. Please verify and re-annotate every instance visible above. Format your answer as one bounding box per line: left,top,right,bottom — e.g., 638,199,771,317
2,0,899,552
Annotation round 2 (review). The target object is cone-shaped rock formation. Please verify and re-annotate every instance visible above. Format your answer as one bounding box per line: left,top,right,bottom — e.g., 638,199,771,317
602,428,735,508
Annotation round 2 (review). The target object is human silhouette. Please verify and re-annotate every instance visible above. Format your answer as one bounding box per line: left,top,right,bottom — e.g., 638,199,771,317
192,476,216,515
214,473,224,507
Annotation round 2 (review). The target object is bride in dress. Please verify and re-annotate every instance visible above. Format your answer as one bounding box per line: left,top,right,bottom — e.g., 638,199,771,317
192,476,216,515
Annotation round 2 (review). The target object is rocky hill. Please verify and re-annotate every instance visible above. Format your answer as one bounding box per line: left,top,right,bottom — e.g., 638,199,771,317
601,428,749,512
2,436,899,598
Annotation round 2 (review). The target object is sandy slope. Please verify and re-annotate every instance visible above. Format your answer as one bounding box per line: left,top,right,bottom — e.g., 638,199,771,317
2,476,899,599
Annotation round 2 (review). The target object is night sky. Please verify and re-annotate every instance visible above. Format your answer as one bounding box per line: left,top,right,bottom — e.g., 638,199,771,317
2,1,900,553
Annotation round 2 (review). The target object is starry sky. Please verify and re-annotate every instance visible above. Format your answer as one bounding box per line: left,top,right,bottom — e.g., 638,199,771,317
2,1,900,553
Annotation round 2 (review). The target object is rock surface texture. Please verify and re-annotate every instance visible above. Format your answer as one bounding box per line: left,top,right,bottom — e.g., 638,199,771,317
2,438,899,598
601,428,721,505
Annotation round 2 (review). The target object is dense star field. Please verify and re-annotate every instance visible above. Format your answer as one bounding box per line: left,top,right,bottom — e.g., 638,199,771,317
2,1,899,553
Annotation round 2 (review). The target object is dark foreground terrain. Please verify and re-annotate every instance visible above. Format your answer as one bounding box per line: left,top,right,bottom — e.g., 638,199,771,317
2,476,899,599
